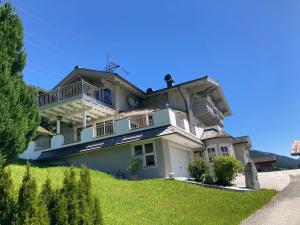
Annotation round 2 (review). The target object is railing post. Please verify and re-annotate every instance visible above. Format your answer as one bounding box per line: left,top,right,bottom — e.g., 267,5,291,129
81,79,84,95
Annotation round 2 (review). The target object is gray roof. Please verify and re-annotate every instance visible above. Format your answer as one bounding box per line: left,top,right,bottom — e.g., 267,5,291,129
37,125,203,161
233,136,251,145
201,128,233,140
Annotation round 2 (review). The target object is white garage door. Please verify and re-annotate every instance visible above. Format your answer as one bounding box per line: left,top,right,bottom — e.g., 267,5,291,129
170,147,190,178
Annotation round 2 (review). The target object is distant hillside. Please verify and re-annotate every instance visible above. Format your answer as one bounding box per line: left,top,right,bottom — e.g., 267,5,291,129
250,150,300,170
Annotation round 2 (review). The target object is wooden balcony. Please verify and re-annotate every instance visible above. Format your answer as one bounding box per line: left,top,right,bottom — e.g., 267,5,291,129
38,80,113,108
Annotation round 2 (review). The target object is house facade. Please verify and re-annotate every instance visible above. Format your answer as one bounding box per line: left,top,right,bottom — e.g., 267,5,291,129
21,67,251,179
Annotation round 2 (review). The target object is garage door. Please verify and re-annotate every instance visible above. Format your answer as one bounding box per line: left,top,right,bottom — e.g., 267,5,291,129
170,147,190,177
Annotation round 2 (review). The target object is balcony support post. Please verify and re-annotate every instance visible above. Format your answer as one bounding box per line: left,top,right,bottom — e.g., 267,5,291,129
82,111,87,128
56,116,62,135
81,79,84,95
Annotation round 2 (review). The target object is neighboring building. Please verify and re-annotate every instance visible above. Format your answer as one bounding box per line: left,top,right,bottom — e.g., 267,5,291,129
21,67,251,178
253,156,277,172
291,140,300,156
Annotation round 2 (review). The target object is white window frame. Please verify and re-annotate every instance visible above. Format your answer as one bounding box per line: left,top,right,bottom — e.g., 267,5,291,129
220,145,230,156
131,141,157,168
175,113,185,130
207,147,216,162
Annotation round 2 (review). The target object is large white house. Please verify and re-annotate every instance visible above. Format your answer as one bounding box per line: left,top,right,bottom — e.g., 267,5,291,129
21,67,251,178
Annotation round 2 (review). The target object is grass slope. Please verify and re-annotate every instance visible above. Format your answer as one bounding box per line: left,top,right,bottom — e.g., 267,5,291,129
8,163,277,225
250,150,300,170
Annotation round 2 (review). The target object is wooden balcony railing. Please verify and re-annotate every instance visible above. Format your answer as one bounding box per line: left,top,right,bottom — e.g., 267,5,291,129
129,114,153,130
37,80,113,108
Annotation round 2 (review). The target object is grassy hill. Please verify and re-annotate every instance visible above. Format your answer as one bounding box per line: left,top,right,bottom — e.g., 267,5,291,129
7,163,276,225
250,150,300,170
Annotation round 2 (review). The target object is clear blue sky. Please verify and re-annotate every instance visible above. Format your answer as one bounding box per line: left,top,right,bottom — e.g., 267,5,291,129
10,0,300,157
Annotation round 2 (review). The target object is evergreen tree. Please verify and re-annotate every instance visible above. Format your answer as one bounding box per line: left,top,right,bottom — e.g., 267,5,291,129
36,195,50,225
0,2,40,165
61,168,79,225
51,190,68,225
40,176,55,225
78,166,93,225
17,163,38,224
0,167,15,225
92,198,103,225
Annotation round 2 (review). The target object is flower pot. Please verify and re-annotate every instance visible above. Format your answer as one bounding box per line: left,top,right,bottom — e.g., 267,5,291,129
130,174,139,180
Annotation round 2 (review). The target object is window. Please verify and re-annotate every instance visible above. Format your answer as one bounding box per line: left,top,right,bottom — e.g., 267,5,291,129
207,148,216,162
175,114,185,130
134,145,143,156
220,146,229,156
132,142,156,167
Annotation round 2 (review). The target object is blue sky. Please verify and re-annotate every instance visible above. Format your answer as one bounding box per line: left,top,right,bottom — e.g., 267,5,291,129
10,0,300,157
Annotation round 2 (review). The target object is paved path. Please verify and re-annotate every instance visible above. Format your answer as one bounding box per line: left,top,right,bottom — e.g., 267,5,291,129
241,174,300,225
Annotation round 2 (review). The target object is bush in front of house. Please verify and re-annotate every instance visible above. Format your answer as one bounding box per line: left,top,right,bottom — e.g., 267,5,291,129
128,158,142,175
201,174,214,185
188,157,209,182
213,156,243,186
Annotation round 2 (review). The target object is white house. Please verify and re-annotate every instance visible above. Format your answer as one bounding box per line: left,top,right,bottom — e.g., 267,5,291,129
20,67,251,178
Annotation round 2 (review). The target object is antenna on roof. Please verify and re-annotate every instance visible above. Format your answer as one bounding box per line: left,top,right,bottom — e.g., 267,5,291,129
104,54,120,72
104,54,130,75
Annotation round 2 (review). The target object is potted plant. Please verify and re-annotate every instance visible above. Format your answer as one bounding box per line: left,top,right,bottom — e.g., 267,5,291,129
128,158,142,180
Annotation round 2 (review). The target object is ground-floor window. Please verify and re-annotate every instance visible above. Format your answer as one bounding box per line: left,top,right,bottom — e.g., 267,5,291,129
133,142,156,167
207,147,216,162
220,146,229,156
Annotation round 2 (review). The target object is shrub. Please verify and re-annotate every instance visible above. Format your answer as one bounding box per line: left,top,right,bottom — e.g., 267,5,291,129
213,156,243,185
188,158,209,182
128,158,142,175
201,174,214,185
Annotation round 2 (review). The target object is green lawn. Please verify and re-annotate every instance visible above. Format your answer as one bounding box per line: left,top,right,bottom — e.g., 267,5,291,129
8,163,277,225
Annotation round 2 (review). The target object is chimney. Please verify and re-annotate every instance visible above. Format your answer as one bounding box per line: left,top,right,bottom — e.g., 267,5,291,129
164,74,174,88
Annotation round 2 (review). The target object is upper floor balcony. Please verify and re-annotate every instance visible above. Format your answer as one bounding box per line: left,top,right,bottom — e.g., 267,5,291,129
37,80,115,124
192,95,224,127
38,80,113,108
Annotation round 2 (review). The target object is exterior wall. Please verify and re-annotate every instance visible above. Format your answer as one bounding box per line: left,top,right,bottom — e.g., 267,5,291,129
56,138,166,179
143,93,169,109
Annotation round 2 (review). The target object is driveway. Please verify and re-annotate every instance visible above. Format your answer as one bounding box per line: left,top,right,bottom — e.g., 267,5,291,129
234,169,300,191
240,172,300,225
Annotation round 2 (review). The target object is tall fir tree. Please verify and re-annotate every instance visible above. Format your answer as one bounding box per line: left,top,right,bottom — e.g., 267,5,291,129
61,168,79,225
78,166,93,225
0,167,16,225
51,190,69,225
92,197,103,225
0,2,40,165
17,163,38,224
40,176,55,225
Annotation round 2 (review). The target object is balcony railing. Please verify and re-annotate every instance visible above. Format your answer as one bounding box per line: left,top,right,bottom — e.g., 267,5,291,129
34,138,51,151
37,80,113,108
95,120,114,137
129,114,153,130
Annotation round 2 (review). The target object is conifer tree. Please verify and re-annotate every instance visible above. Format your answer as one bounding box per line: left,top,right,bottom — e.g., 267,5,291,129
78,166,93,225
36,195,50,225
92,197,103,225
51,190,68,225
61,168,79,225
0,167,16,225
0,2,40,165
17,163,38,224
40,176,55,225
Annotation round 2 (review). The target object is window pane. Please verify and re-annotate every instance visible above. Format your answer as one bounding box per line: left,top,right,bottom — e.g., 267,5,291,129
221,146,229,156
145,155,155,166
207,148,216,161
134,145,143,156
145,143,154,154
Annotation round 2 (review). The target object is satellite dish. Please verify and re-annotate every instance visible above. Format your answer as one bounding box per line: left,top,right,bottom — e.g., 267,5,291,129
128,97,138,107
